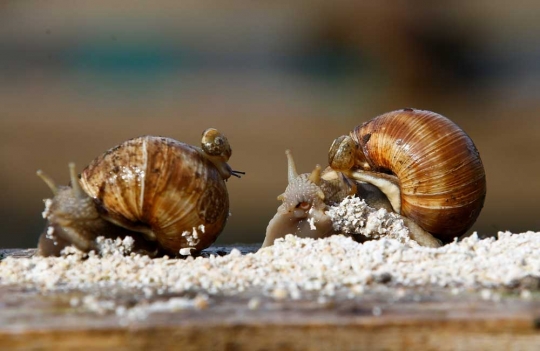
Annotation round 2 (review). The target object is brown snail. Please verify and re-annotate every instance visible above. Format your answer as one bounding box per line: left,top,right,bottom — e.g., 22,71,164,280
263,108,486,247
37,129,243,257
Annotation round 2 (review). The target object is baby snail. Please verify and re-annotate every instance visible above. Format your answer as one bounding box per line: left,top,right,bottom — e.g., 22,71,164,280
36,129,244,257
263,108,486,247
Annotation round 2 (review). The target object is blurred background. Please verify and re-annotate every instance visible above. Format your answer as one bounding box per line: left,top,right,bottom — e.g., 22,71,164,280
1,1,539,248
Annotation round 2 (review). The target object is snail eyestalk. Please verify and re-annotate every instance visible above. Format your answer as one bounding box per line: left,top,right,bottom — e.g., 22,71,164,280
285,149,298,183
230,170,245,178
36,170,58,195
308,164,322,185
68,163,86,199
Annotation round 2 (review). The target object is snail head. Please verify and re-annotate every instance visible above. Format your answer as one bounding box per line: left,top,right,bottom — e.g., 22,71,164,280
36,163,100,254
262,150,356,248
276,150,327,219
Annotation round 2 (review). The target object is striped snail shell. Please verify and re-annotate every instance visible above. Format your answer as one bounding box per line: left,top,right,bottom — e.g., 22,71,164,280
329,108,486,242
37,129,243,256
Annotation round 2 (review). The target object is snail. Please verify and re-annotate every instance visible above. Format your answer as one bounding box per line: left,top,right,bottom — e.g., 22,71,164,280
263,108,486,247
36,129,243,257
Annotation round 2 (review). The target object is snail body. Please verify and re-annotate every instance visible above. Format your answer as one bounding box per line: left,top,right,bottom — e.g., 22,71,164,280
263,108,486,247
37,129,242,257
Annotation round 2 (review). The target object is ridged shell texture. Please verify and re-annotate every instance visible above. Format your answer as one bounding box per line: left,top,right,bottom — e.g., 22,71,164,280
351,109,486,241
79,136,229,253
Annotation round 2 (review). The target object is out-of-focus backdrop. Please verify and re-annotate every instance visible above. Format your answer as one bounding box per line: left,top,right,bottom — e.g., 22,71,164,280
1,1,539,248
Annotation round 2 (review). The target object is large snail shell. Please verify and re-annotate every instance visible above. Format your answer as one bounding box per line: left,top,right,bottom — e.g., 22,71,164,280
350,109,486,242
80,136,229,254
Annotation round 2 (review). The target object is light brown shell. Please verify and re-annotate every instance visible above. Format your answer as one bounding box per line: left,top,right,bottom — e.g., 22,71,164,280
350,108,486,242
79,136,229,254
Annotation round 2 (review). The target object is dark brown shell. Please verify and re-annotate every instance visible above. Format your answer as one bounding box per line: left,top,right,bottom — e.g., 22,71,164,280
79,136,229,254
350,109,486,242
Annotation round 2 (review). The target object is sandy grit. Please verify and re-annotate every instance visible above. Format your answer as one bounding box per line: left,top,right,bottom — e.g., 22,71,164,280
1,197,538,320
1,231,540,317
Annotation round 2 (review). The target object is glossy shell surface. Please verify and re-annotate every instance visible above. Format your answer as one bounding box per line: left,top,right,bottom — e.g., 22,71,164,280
80,136,229,253
351,109,486,241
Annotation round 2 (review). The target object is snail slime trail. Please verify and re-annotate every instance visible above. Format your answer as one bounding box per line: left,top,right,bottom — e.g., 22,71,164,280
36,129,242,257
264,108,486,247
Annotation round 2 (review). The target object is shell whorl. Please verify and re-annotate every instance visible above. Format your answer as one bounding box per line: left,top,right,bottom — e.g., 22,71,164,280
79,136,229,253
351,109,486,241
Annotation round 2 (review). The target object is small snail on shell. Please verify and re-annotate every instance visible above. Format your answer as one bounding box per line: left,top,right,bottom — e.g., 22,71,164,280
263,108,486,247
37,129,243,257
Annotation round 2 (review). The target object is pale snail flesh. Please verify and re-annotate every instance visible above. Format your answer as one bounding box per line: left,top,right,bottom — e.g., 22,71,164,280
263,108,486,247
37,129,243,257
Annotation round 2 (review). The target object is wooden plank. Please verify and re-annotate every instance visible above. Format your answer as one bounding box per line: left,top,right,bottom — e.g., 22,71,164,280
1,247,540,351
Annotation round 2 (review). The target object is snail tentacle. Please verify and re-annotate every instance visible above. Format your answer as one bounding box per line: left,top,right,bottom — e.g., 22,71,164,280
68,163,86,199
36,170,58,195
308,164,323,185
285,149,299,183
230,170,245,178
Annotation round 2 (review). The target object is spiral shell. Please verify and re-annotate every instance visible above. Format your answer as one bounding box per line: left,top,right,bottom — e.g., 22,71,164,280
80,135,229,254
345,108,486,242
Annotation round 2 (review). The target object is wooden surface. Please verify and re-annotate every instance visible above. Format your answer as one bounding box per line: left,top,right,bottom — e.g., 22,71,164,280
1,247,540,351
